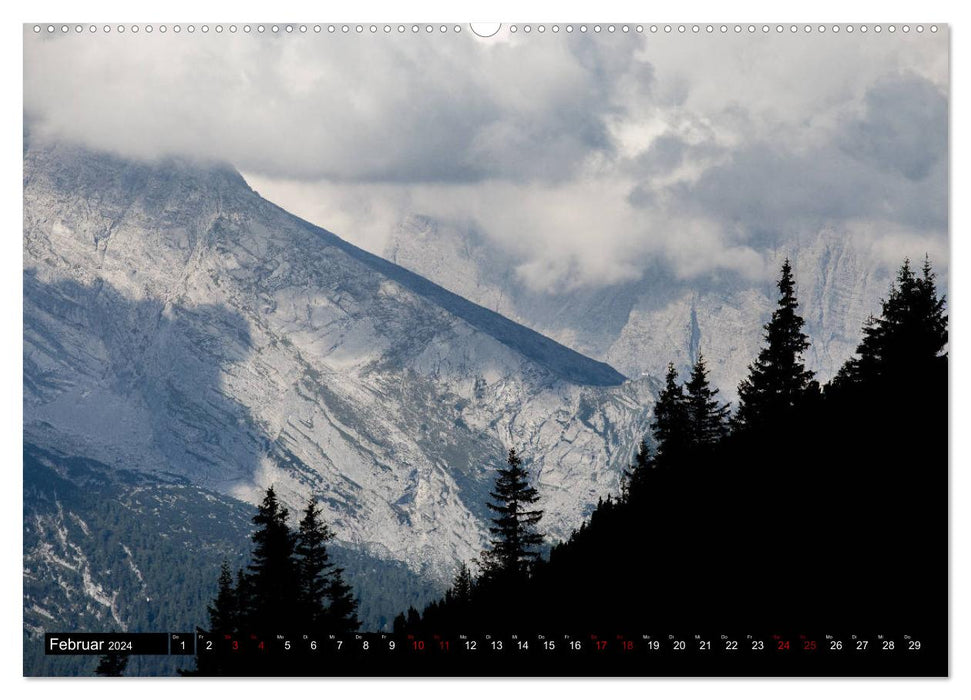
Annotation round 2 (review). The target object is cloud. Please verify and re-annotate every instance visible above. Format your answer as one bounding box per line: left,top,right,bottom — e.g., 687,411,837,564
631,73,948,251
840,74,948,181
24,27,949,293
25,30,642,184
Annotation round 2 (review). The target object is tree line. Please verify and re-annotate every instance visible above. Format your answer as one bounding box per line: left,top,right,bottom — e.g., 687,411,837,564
398,256,946,639
179,490,360,675
102,255,944,675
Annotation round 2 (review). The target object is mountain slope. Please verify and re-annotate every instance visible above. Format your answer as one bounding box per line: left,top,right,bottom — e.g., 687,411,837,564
23,444,440,675
377,215,923,401
23,140,654,583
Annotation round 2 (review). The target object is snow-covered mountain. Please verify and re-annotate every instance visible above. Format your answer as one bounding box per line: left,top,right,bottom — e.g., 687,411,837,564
379,215,918,402
23,140,656,583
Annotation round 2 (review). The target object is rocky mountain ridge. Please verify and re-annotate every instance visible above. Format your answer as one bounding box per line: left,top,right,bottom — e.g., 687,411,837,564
23,141,655,584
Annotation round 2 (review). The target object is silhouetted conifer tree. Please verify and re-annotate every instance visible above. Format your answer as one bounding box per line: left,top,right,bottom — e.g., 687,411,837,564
684,353,729,446
392,612,407,634
735,259,816,429
294,496,360,633
324,563,361,633
836,256,947,385
191,487,364,675
621,439,653,500
295,498,334,629
207,562,238,634
190,566,247,676
480,448,544,581
453,563,474,603
242,487,300,633
651,363,690,465
233,567,249,627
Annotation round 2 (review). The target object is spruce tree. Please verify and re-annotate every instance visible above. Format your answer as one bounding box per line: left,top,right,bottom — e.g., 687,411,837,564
453,563,474,603
684,353,729,447
191,564,243,676
735,259,816,429
915,256,948,358
243,487,300,634
324,564,361,633
294,496,360,633
233,567,249,630
622,439,653,500
207,562,238,634
480,448,545,581
651,363,690,465
836,257,947,385
295,498,334,629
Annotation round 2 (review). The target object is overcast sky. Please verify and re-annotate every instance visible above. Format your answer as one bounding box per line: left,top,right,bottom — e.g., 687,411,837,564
24,26,949,292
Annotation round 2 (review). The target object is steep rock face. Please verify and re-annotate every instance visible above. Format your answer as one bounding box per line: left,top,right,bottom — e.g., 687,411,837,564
23,142,654,581
602,231,890,401
378,216,909,401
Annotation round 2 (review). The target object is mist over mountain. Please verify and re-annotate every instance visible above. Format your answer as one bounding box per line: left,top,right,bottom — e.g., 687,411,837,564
23,140,655,589
377,214,940,401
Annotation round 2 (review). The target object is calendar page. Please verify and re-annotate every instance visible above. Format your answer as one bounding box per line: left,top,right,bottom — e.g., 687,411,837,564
23,21,948,677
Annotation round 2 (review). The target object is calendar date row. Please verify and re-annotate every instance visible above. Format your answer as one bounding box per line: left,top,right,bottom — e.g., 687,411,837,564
195,632,925,657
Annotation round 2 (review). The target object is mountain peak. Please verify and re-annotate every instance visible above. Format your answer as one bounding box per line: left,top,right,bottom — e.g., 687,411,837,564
24,141,651,579
26,140,626,388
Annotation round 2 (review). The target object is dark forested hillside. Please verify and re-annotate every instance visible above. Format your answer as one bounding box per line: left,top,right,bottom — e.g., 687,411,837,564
31,257,946,676
406,258,947,672
23,447,441,676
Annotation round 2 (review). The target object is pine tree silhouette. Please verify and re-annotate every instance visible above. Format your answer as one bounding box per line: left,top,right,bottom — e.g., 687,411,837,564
392,611,407,634
295,498,334,630
734,259,816,429
651,363,691,465
915,256,949,357
836,256,947,385
684,353,729,447
207,562,239,634
190,561,239,675
324,563,361,633
453,562,474,603
242,487,300,634
622,439,653,500
480,448,544,581
189,486,367,675
233,567,249,631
